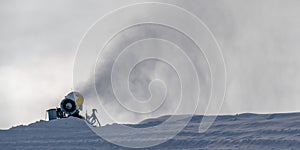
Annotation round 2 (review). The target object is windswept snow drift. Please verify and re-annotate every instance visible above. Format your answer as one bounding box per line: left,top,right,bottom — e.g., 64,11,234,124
1,113,300,149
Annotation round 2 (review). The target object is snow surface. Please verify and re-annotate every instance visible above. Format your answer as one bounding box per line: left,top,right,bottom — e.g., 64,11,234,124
1,113,300,149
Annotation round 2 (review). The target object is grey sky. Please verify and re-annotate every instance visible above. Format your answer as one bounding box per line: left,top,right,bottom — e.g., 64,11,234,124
1,0,300,129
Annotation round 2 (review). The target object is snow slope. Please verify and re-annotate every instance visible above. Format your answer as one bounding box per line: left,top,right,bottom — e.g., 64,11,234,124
1,113,300,149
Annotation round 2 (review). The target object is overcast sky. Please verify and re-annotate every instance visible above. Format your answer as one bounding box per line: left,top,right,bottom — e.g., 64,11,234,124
1,0,300,129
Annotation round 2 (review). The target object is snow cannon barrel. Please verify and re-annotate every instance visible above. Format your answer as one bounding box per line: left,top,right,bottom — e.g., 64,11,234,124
60,91,84,116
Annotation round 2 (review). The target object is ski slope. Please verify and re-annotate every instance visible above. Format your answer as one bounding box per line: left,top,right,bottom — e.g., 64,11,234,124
1,113,300,149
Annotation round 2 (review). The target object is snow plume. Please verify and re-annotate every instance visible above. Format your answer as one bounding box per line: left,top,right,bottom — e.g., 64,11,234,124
73,1,230,127
76,21,212,125
75,0,300,126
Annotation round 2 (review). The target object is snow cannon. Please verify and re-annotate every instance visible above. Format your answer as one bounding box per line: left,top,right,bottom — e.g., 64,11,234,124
60,91,84,118
46,91,84,121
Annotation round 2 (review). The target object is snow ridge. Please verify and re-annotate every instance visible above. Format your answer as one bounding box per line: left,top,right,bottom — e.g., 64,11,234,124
1,113,300,149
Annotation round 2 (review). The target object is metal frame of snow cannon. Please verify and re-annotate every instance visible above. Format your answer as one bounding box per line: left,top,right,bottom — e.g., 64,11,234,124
85,109,101,127
46,105,83,121
46,107,67,121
